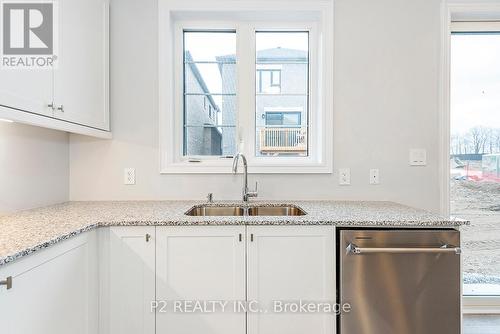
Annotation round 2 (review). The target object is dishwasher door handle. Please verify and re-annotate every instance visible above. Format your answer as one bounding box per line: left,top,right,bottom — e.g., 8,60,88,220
346,243,461,255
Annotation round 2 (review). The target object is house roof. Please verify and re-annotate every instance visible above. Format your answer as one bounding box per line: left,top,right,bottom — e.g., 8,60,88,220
256,47,308,63
216,47,307,67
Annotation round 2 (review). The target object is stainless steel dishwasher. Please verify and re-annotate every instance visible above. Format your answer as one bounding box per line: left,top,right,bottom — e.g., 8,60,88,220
338,229,461,334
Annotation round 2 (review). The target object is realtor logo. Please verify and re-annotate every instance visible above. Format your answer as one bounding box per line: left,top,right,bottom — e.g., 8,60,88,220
1,1,57,68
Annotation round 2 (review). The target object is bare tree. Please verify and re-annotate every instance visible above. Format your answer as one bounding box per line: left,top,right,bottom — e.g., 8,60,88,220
486,128,495,154
469,126,488,154
463,135,472,154
451,133,460,155
493,128,500,154
451,128,500,155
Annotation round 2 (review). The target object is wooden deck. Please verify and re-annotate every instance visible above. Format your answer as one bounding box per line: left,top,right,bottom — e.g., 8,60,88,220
259,127,307,153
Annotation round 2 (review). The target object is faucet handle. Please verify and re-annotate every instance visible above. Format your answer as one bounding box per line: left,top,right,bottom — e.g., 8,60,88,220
207,193,214,203
248,182,258,198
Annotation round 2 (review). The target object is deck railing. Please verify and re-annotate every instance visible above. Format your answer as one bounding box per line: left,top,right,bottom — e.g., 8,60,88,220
259,127,307,153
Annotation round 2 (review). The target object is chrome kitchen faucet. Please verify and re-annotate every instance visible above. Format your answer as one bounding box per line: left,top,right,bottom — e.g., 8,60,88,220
232,153,258,202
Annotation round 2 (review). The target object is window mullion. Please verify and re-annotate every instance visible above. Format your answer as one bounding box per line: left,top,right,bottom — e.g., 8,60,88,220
236,23,256,157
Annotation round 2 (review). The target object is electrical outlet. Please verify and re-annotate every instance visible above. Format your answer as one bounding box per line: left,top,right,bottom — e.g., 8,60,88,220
339,168,351,185
369,169,380,185
409,148,427,166
124,168,136,185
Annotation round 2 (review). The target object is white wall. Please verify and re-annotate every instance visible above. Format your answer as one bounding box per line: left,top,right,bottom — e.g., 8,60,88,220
0,123,69,214
69,0,442,212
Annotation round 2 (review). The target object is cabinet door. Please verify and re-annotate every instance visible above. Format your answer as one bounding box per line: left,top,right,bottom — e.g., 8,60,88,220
109,227,156,334
247,226,335,334
156,226,246,334
0,232,98,334
53,0,109,130
0,69,53,117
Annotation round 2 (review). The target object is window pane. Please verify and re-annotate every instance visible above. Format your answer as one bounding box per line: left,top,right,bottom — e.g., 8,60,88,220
185,63,236,95
264,112,301,126
256,97,308,157
271,70,281,86
184,32,237,62
265,113,284,126
184,95,236,127
450,32,500,296
183,30,236,156
257,68,283,94
255,31,309,157
184,126,236,156
257,65,307,94
283,112,301,125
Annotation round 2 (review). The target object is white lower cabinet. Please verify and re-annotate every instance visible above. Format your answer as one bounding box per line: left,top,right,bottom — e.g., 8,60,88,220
247,226,336,334
0,226,335,334
0,231,98,334
108,226,156,334
155,226,246,334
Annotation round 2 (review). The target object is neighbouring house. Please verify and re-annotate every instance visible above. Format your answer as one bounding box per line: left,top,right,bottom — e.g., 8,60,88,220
186,47,309,157
184,51,223,156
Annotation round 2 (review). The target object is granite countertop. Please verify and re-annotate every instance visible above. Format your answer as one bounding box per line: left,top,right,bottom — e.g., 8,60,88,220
0,200,468,266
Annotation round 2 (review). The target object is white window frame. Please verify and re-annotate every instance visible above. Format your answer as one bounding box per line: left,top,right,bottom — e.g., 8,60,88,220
439,2,500,313
159,0,333,174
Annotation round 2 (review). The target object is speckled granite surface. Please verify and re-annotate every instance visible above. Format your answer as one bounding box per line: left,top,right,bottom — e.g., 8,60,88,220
0,200,468,266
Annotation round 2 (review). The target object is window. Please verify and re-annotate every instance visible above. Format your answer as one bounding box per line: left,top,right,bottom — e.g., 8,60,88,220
257,68,281,93
255,31,309,157
160,2,333,173
265,111,301,126
183,30,236,156
271,70,281,87
450,23,500,298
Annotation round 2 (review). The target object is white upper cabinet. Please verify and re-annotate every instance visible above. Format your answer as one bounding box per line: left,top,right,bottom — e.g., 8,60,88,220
53,0,109,131
0,0,110,137
0,69,53,118
156,226,246,334
246,226,335,334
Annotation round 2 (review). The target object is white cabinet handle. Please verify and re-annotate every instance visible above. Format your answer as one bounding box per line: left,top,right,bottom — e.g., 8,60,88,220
48,104,64,112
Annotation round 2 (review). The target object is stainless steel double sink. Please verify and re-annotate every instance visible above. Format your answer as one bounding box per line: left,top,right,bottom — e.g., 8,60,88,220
185,205,306,216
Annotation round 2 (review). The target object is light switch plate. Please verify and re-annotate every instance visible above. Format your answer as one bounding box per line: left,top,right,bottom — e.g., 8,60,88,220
370,169,380,185
339,168,351,185
124,168,136,185
409,149,427,166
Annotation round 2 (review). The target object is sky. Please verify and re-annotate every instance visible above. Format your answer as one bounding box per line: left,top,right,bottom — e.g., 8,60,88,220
451,34,500,134
184,31,236,96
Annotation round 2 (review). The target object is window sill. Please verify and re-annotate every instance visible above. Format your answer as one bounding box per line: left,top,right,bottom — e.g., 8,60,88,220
160,160,332,174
